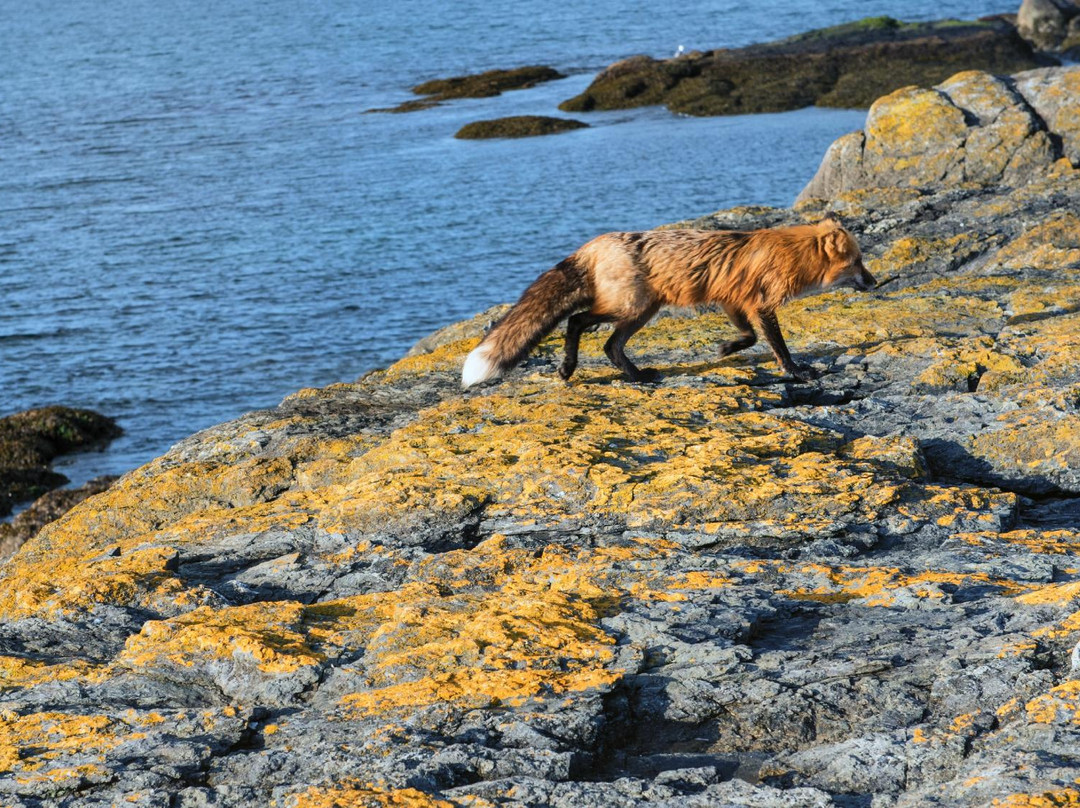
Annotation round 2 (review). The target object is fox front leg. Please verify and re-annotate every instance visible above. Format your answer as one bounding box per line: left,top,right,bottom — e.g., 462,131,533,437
757,311,818,381
718,305,758,358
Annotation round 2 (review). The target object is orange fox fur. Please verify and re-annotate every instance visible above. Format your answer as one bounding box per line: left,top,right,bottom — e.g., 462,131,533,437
461,214,875,387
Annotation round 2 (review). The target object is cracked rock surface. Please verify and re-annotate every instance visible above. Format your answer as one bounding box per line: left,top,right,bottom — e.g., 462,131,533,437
2,67,1080,807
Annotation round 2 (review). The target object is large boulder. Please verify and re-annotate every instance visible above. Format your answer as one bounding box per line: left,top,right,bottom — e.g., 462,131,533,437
797,65,1079,201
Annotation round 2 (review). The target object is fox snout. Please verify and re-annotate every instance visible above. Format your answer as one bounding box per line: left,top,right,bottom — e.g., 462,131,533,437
853,262,877,291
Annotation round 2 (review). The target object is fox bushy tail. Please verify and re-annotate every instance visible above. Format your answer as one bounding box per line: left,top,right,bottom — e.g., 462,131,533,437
462,257,591,388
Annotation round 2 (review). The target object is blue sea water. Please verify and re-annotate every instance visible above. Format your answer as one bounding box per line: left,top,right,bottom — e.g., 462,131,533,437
1,0,1012,485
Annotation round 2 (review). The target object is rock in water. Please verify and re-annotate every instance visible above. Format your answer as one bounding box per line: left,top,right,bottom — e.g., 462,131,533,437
412,65,564,99
455,115,589,139
370,65,565,113
1017,0,1080,52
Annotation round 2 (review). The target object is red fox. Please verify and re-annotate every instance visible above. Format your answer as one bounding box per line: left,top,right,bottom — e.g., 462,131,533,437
461,213,875,387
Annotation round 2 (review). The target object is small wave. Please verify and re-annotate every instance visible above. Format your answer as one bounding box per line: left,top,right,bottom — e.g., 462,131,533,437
37,176,140,192
0,324,94,343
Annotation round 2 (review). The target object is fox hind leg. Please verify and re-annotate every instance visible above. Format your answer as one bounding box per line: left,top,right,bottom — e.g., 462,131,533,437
559,312,612,380
718,305,757,358
603,304,662,383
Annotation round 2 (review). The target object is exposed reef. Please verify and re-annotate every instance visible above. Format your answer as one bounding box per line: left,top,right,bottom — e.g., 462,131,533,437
2,67,1080,806
455,115,589,139
372,66,565,113
559,17,1045,116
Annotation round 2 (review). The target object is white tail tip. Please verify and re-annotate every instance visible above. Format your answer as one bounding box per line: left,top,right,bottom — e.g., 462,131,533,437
462,343,500,388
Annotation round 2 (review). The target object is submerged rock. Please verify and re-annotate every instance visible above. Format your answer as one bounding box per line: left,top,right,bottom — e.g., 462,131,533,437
3,68,1080,806
560,17,1045,116
455,115,589,139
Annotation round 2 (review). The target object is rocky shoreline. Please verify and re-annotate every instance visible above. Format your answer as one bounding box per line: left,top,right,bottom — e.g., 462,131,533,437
381,5,1071,141
1,61,1078,806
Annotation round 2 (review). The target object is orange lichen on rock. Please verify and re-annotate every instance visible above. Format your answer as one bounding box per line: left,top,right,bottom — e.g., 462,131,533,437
283,782,466,808
873,233,985,274
0,711,121,776
784,292,1005,356
912,337,1026,393
1025,681,1080,725
992,790,1080,807
0,540,196,621
969,413,1080,481
303,384,893,540
0,655,102,688
863,86,968,182
990,212,1080,271
780,562,1024,607
117,600,323,676
338,579,619,716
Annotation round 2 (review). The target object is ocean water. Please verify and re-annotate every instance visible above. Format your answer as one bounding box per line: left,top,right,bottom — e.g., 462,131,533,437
1,0,1011,485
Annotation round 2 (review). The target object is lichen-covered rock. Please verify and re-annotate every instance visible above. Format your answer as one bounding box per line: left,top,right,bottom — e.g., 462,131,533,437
797,65,1080,201
559,17,1043,117
4,69,1080,808
0,475,117,562
454,116,589,140
1013,66,1080,165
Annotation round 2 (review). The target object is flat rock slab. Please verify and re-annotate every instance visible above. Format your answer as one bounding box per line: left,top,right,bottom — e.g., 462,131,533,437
3,71,1080,806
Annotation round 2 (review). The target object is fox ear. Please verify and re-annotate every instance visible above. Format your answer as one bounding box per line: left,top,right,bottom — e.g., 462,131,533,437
822,230,847,259
819,212,843,229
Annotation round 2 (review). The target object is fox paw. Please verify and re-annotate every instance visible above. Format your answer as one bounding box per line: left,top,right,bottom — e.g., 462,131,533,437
629,368,662,384
718,339,752,358
557,362,576,381
787,364,820,382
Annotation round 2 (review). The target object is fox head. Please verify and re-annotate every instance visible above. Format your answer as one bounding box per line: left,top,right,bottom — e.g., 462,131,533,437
818,214,876,292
